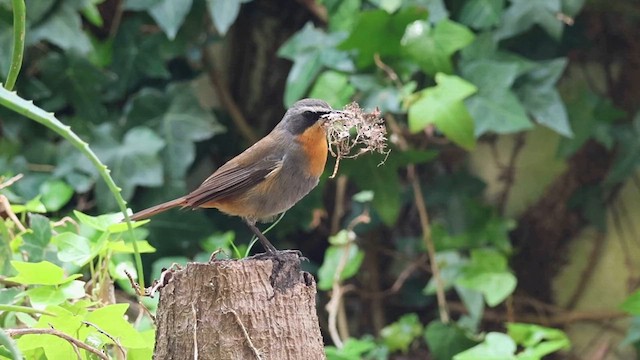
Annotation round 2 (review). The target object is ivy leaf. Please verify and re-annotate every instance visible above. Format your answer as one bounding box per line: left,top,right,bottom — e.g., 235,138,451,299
408,73,477,150
161,84,225,180
92,125,165,209
621,289,640,315
110,18,171,97
6,261,81,285
80,304,148,348
26,281,85,309
507,323,571,357
317,244,365,290
458,0,505,30
455,249,517,307
39,179,74,212
380,313,424,353
424,321,478,360
340,8,428,68
308,70,355,108
29,2,92,54
38,52,111,123
16,306,83,359
461,60,532,135
516,58,572,137
402,19,475,75
20,214,52,263
148,0,194,40
206,0,248,35
494,0,563,41
278,23,353,106
454,332,517,360
53,233,92,266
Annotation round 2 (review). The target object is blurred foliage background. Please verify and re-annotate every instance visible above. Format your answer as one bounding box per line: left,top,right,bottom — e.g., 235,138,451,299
2,0,640,359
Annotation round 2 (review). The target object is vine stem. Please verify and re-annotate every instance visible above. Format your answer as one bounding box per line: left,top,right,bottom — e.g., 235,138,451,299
0,86,145,289
5,0,25,91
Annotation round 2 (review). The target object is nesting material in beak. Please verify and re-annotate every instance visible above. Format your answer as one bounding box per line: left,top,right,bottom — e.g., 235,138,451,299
321,102,389,178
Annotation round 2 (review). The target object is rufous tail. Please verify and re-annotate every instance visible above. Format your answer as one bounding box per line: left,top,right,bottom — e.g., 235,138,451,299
130,197,187,221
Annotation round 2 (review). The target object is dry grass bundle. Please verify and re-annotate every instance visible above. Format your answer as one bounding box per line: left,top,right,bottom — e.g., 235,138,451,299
322,102,389,178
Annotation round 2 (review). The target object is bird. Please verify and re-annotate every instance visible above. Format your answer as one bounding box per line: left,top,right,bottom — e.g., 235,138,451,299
130,98,340,255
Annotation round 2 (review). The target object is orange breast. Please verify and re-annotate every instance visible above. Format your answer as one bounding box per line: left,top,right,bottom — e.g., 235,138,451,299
297,123,328,177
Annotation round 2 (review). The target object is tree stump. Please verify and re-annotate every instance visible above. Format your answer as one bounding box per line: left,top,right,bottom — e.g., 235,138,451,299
153,253,326,359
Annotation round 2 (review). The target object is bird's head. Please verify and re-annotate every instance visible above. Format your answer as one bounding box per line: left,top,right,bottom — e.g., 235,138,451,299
279,98,339,134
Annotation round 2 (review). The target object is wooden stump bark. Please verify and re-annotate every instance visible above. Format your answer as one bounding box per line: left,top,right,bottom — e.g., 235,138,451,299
153,253,326,359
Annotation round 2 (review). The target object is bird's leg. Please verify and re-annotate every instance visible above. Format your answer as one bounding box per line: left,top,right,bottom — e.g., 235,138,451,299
243,219,306,261
244,220,278,254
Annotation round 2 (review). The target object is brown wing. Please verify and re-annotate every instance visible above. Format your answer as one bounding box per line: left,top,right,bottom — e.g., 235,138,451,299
185,155,283,208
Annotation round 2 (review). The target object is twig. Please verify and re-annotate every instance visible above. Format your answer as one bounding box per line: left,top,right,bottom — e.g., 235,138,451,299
386,114,450,324
82,321,126,358
6,328,108,360
326,285,346,348
123,269,144,296
0,194,26,232
0,173,23,190
496,133,526,215
226,308,262,359
447,301,627,326
201,47,259,143
330,175,348,234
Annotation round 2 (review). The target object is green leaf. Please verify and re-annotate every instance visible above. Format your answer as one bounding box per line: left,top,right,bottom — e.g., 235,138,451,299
148,0,194,40
92,125,166,208
6,261,80,285
621,289,640,315
408,73,477,150
455,249,517,307
38,52,110,123
454,332,517,360
279,23,353,106
206,0,242,35
494,0,563,40
328,230,352,246
26,281,85,309
466,92,531,136
39,180,74,212
461,60,531,135
458,0,505,30
17,306,83,359
402,19,475,75
424,321,478,360
19,214,52,262
309,70,355,108
29,3,92,54
80,304,147,348
74,210,122,231
111,18,171,96
507,323,570,357
317,244,365,290
325,337,377,360
53,232,92,266
0,328,22,360
516,59,571,137
11,196,47,214
380,313,424,353
160,84,225,179
108,240,156,253
339,8,428,68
